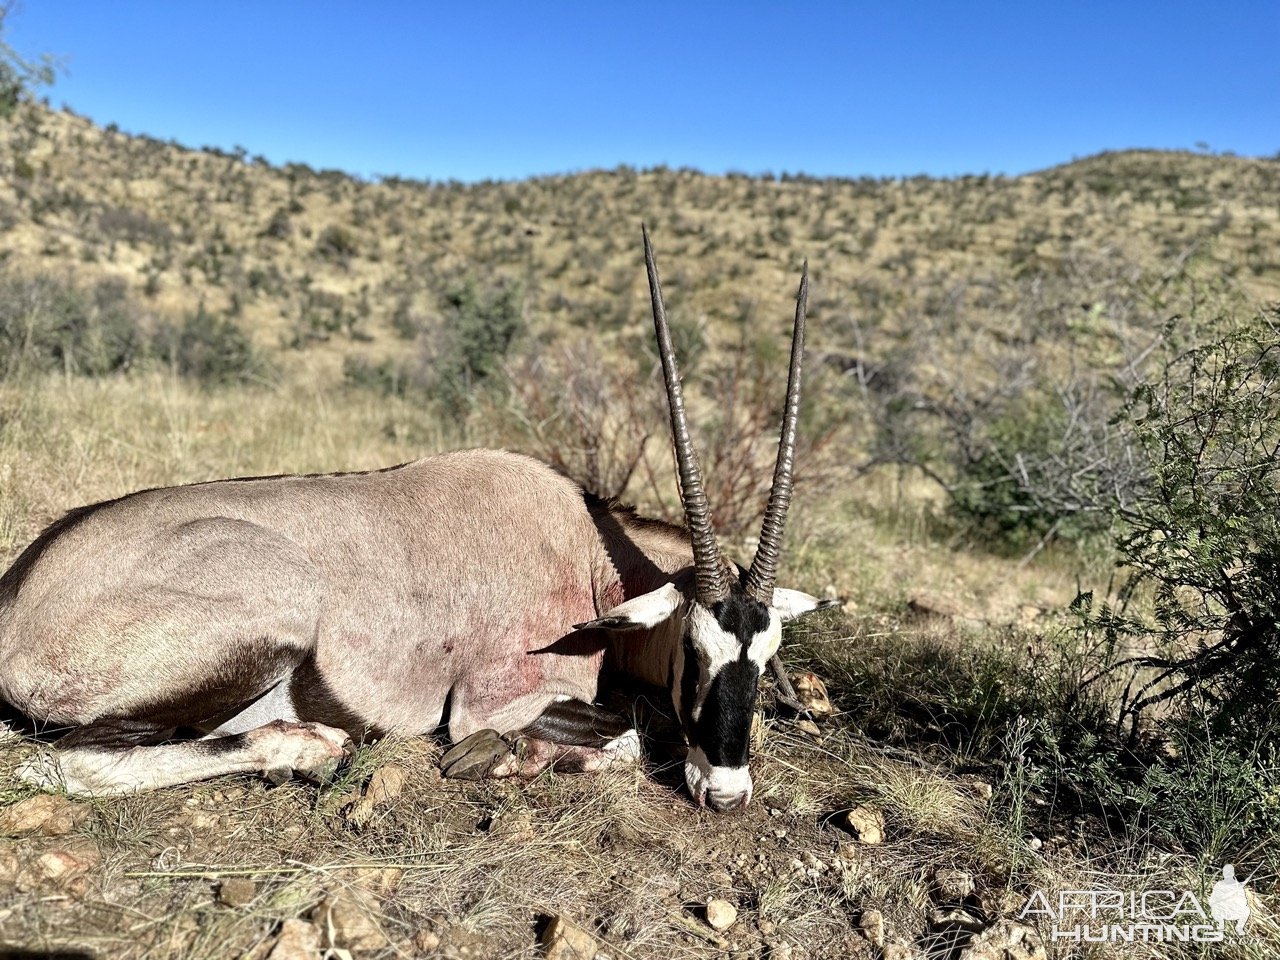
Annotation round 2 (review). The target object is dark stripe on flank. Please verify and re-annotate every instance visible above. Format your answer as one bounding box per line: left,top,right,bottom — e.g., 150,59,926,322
521,698,632,747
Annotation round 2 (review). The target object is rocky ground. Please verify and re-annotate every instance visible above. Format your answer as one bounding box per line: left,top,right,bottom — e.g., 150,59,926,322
1,644,1056,960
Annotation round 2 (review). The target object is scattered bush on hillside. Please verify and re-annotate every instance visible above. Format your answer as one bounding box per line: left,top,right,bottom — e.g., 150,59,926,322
314,224,359,263
863,250,1158,553
153,305,268,385
0,268,267,386
341,276,525,419
429,278,524,416
495,322,844,539
497,340,660,501
0,271,148,377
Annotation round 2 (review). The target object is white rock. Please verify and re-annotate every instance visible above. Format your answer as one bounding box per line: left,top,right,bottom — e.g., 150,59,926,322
859,908,885,946
705,899,738,932
541,915,601,960
835,805,885,844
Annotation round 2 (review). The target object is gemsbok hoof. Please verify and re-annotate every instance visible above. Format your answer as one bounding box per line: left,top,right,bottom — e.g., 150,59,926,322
440,729,514,780
256,720,353,786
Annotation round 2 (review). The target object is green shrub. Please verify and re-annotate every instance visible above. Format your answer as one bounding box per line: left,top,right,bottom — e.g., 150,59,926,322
432,278,524,415
0,271,147,377
949,393,1112,547
314,224,358,262
342,355,406,396
153,306,266,385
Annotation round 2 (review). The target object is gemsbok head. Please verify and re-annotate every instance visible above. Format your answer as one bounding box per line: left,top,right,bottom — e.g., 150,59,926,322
573,227,832,810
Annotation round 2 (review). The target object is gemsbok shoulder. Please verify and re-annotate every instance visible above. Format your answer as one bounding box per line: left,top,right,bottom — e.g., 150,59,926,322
0,228,835,811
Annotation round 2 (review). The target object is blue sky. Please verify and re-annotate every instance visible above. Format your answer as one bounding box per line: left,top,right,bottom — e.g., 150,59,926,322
8,2,1278,182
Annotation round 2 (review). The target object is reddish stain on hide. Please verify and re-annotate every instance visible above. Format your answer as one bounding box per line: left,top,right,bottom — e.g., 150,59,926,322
599,579,626,615
539,570,600,636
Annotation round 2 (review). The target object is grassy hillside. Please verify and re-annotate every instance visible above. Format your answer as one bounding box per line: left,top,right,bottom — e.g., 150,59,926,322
1,103,1278,960
2,103,1278,373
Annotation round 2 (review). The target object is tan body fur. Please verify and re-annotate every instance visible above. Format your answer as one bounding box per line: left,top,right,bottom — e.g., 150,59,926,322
0,449,691,750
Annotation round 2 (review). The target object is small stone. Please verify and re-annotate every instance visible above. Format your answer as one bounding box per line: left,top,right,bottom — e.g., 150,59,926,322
835,805,885,844
801,852,826,873
413,928,441,952
540,915,600,960
758,919,776,935
705,899,738,932
791,672,833,718
772,829,787,839
766,943,793,960
958,920,1046,960
266,919,323,960
311,888,389,951
37,845,100,883
883,942,915,960
218,876,257,907
1028,836,1043,851
929,906,985,932
366,765,406,805
187,809,221,832
794,719,822,738
932,868,975,901
859,908,884,946
0,794,88,837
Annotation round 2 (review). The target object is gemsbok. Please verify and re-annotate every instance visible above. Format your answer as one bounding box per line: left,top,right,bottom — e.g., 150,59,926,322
0,228,835,810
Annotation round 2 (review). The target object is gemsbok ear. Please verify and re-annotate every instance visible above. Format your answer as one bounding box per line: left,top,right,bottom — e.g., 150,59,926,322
573,582,683,632
773,588,842,623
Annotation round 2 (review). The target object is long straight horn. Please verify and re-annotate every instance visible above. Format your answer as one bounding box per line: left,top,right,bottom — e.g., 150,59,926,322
745,262,808,604
643,225,728,606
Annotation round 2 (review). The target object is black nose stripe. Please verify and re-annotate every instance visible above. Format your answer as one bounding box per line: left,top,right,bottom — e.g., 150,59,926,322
693,659,759,768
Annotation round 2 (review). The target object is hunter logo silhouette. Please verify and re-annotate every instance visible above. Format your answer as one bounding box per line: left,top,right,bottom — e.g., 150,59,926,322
1209,864,1250,935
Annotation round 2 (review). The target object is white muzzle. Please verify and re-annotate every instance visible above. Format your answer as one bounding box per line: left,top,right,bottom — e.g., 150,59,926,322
684,746,753,811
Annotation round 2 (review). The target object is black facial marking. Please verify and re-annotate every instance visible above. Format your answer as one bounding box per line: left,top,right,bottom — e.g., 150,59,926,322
710,592,771,646
676,587,772,765
694,659,760,767
679,635,699,732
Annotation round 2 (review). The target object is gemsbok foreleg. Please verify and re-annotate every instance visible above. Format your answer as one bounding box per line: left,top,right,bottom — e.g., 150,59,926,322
18,719,351,796
440,698,640,780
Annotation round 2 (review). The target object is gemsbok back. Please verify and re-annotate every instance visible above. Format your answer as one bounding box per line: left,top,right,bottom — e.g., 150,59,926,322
0,228,835,810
